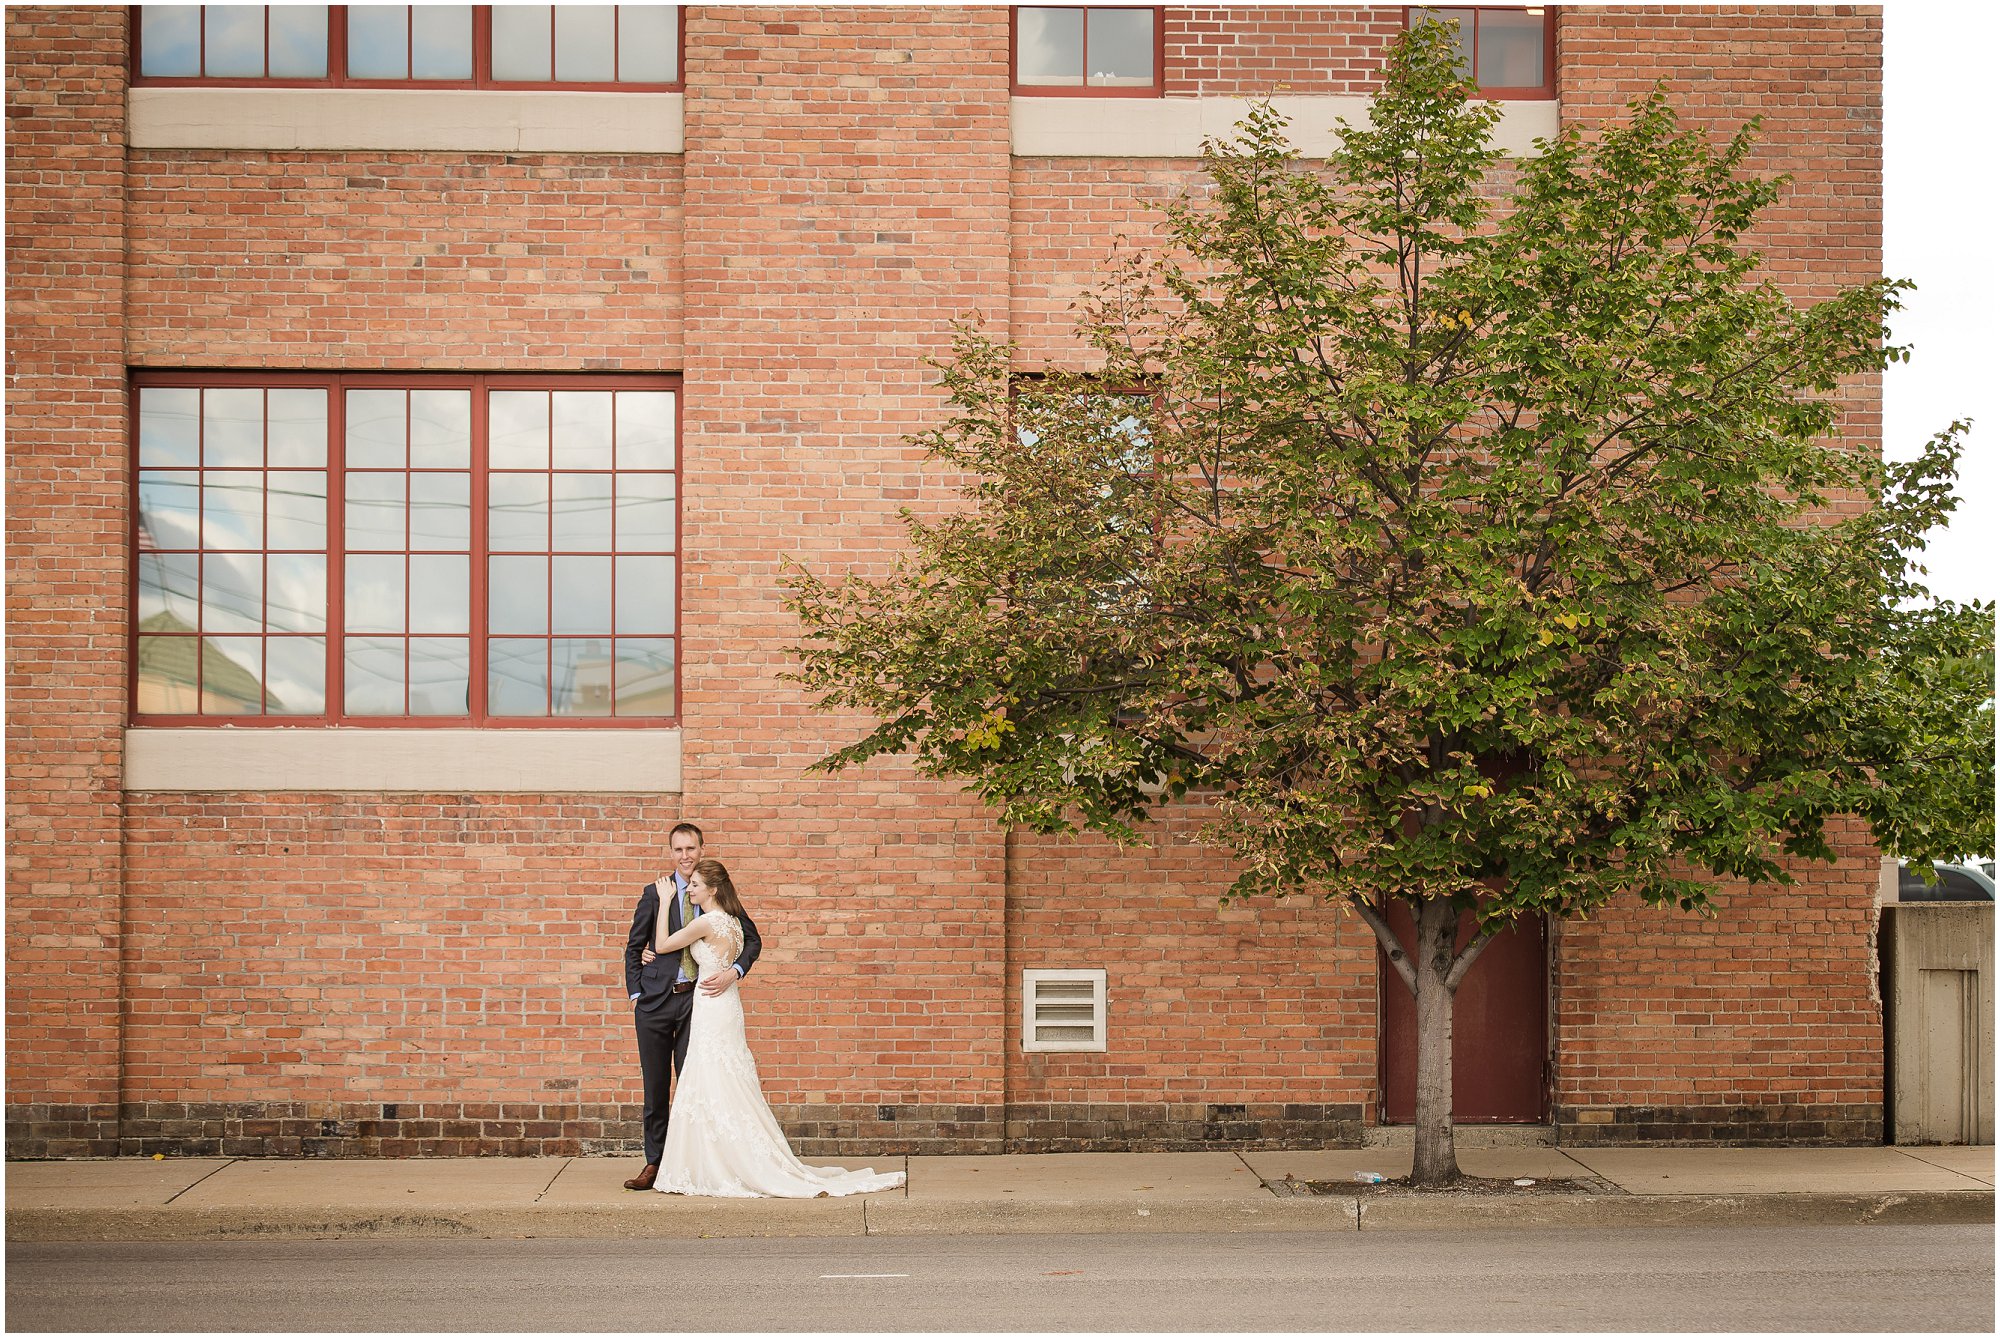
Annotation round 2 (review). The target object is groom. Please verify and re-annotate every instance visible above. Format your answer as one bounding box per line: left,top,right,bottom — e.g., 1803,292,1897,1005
620,820,763,1190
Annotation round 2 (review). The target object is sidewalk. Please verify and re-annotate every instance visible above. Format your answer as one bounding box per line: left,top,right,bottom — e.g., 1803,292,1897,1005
7,1146,1992,1241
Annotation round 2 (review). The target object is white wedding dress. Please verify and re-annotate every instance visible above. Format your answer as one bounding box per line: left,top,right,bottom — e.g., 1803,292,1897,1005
656,911,905,1198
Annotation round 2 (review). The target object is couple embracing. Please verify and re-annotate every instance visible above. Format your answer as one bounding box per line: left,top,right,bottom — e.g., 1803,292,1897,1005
620,822,904,1198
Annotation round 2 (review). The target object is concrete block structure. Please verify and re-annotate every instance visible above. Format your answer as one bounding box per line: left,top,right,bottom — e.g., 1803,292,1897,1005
1881,904,1995,1146
6,5,1888,1159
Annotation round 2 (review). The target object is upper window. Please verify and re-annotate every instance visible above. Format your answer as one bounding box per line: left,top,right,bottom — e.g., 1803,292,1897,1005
1406,6,1554,100
133,5,683,89
132,373,680,726
1013,6,1161,96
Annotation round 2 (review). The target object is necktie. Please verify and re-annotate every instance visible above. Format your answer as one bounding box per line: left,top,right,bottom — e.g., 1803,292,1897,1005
677,886,698,982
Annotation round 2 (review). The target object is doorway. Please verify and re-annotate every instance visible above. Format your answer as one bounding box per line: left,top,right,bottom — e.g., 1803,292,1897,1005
1379,902,1549,1123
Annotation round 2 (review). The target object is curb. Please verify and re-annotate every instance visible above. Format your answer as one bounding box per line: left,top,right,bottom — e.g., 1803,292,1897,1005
1349,1191,1995,1232
7,1191,1989,1242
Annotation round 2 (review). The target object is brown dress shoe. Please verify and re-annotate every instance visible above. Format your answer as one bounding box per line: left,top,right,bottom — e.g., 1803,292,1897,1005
623,1163,659,1191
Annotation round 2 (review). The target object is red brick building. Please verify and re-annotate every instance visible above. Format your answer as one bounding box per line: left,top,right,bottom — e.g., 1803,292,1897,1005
6,5,1886,1159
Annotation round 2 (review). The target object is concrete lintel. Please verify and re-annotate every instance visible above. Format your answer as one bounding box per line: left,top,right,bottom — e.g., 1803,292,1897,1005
1011,94,1558,158
129,88,684,154
122,727,682,794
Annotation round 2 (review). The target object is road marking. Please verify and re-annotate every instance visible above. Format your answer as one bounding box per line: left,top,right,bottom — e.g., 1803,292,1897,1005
819,1273,908,1279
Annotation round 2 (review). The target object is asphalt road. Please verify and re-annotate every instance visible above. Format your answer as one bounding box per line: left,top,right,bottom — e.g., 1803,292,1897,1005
7,1225,1993,1332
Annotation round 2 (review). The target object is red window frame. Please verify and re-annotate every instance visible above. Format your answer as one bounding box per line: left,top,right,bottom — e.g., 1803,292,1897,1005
1404,6,1557,101
1010,5,1165,98
129,371,683,729
130,5,686,91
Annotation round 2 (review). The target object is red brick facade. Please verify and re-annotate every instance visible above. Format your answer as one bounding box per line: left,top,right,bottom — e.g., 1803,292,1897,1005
7,6,1885,1158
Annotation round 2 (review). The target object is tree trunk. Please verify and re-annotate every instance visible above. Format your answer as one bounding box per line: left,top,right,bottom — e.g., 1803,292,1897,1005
1410,895,1462,1186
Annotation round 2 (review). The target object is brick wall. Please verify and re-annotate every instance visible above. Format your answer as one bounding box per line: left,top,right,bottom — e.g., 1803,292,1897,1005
5,5,131,1155
1165,7,1401,97
126,153,684,369
1550,6,1885,1143
6,5,1890,1158
674,5,1017,1148
1556,823,1885,1144
1007,815,1375,1148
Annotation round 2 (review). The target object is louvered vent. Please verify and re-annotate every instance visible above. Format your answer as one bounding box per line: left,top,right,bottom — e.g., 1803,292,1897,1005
1022,968,1107,1052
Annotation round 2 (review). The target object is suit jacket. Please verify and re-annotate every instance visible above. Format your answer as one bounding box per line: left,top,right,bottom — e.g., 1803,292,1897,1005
624,878,763,1009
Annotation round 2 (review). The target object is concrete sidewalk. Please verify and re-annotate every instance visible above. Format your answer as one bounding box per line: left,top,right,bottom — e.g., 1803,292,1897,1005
6,1145,1992,1241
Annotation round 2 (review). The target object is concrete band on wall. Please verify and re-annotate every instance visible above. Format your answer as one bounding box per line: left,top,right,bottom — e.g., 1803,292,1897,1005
129,89,1558,159
123,729,683,794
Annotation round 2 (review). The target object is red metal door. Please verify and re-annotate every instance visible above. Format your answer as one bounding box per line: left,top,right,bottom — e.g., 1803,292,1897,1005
1379,902,1548,1123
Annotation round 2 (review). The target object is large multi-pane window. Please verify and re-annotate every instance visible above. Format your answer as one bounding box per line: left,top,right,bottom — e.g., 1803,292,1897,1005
132,374,680,725
1012,6,1161,95
1406,6,1554,100
133,5,682,89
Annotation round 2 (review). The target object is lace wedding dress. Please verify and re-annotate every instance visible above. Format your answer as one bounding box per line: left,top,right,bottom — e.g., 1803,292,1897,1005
656,911,905,1198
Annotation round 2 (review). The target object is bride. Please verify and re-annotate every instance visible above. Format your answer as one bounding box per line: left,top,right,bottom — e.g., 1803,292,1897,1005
648,858,905,1198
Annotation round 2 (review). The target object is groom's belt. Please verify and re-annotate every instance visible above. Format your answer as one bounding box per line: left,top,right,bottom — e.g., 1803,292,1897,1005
669,981,695,994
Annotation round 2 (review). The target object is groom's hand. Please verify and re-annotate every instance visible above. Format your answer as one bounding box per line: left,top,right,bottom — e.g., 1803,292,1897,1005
697,968,737,996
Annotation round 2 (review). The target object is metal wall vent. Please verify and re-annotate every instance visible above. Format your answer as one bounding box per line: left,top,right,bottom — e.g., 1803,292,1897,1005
1022,968,1108,1053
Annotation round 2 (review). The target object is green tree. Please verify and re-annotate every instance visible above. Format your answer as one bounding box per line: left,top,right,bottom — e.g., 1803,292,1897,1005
787,23,1995,1184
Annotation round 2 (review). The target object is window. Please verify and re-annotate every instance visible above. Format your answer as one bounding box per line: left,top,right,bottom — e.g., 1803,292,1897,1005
1023,969,1109,1052
133,5,683,89
1406,6,1555,100
1013,6,1161,96
132,374,680,726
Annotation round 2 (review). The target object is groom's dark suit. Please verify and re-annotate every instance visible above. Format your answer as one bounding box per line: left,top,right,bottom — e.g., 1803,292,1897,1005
624,876,762,1167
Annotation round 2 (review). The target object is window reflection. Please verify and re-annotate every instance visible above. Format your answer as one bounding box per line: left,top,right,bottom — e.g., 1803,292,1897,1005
488,638,548,715
615,556,676,633
1085,8,1152,85
203,388,265,467
409,556,471,635
615,392,675,468
140,7,202,77
265,554,327,634
267,390,327,466
345,472,407,551
201,552,263,635
134,375,676,722
136,5,675,86
407,637,471,715
552,637,615,716
555,6,618,83
348,5,471,81
552,556,614,635
1477,9,1544,89
139,388,201,467
264,637,326,714
268,5,329,77
553,473,615,551
489,473,551,551
1017,6,1156,90
1018,7,1084,85
614,638,676,715
345,636,406,715
345,553,406,635
201,636,266,714
616,473,675,547
412,5,475,79
488,555,549,635
204,5,271,78
617,5,678,83
201,475,264,550
1406,6,1549,96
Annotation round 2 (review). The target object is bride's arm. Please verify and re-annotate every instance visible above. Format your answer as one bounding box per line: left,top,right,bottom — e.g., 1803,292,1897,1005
654,914,713,954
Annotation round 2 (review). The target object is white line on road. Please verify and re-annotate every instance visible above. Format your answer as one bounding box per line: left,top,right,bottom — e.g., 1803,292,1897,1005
819,1273,909,1279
